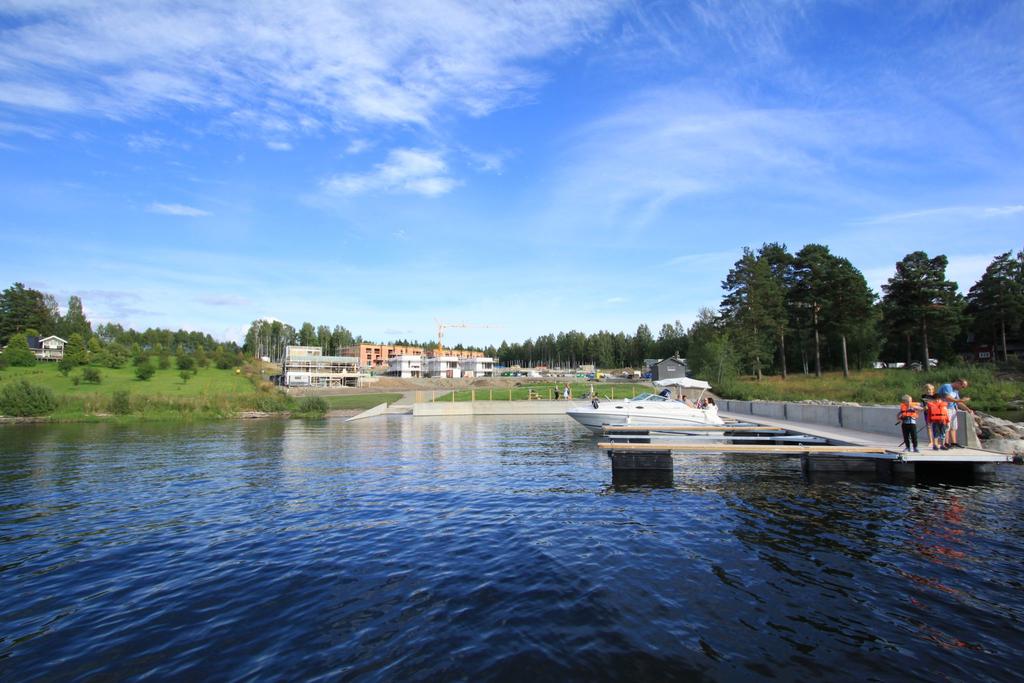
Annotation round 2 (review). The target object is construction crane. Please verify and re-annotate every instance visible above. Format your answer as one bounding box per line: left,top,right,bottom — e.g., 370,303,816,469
436,320,498,354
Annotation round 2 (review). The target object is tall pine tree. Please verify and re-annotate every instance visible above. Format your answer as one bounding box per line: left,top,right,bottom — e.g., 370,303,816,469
966,249,1024,362
881,252,960,367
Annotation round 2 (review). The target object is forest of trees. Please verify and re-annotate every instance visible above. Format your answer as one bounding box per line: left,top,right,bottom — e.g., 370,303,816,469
492,245,1024,381
6,243,1022,381
0,283,240,370
242,319,358,362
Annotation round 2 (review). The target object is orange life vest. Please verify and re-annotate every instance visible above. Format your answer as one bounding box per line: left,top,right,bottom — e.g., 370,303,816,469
898,403,918,420
926,400,949,425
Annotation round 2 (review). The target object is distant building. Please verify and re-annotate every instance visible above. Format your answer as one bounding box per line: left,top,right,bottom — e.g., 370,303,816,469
341,343,425,369
459,357,495,378
27,335,67,361
650,356,687,382
342,343,486,369
281,345,364,387
424,355,462,378
388,354,423,378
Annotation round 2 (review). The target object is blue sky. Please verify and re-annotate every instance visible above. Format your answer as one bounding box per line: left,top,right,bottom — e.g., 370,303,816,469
1,1,1022,347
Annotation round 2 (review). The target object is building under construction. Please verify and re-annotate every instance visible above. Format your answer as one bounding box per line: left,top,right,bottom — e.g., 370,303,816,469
281,346,366,387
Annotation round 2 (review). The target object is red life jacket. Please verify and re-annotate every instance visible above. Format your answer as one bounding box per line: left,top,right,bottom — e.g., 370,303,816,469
898,403,918,420
926,400,949,425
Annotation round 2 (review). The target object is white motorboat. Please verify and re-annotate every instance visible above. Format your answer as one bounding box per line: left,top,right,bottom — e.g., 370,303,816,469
566,377,723,433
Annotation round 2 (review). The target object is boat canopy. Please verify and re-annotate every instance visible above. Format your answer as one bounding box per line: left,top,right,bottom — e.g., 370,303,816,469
652,377,711,390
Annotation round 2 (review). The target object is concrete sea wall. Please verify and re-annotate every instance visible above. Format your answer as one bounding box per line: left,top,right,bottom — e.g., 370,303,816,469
413,401,572,417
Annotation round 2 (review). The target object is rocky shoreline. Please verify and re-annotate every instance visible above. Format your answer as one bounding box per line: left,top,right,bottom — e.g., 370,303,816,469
974,412,1024,456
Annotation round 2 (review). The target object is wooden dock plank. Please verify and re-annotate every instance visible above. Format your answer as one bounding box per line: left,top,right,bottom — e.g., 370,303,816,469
602,425,784,433
597,442,889,454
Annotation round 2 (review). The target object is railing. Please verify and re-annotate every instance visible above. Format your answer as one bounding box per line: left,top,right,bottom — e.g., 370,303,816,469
426,384,644,403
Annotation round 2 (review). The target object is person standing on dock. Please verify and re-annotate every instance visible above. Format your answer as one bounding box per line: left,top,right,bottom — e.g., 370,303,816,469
926,393,951,450
937,378,972,448
921,383,938,449
897,394,921,452
563,383,571,400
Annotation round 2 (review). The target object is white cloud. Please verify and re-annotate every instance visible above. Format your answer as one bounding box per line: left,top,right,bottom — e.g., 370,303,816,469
266,141,292,151
856,205,1024,225
0,2,621,132
146,202,210,217
548,89,852,231
345,138,373,155
0,81,78,111
196,294,252,307
126,133,189,151
322,148,459,197
0,119,53,138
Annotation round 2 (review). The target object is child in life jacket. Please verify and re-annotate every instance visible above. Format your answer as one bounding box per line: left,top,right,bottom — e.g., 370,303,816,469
921,383,938,448
896,394,921,452
925,392,951,451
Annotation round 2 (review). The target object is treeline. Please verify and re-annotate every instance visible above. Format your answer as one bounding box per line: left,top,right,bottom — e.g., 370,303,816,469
493,245,1024,381
243,319,358,361
241,323,491,362
0,282,242,370
494,324,686,369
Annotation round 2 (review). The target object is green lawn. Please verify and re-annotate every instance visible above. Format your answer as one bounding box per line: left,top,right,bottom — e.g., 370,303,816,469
433,382,655,402
322,393,403,410
0,362,254,397
0,362,264,420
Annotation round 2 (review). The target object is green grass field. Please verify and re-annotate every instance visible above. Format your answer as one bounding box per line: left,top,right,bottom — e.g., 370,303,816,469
0,362,264,420
0,363,253,397
719,367,1023,411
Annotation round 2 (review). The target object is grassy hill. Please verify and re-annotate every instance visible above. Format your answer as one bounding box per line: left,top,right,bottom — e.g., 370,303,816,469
0,363,396,421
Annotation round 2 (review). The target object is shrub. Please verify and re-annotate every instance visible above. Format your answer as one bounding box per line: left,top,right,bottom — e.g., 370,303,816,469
215,349,241,370
179,369,194,383
177,354,195,371
82,367,102,384
64,333,88,366
0,380,57,416
0,353,7,370
3,333,36,367
297,396,328,416
135,362,156,381
110,390,131,415
158,354,171,370
58,357,75,376
100,343,129,369
71,375,81,386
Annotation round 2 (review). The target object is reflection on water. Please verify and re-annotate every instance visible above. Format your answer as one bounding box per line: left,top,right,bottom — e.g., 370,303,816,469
1,415,1023,681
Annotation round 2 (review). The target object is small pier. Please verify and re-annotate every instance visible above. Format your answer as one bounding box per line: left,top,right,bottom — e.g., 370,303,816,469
600,408,1018,482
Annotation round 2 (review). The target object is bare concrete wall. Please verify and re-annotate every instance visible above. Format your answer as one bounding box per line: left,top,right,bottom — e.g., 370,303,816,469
413,402,573,417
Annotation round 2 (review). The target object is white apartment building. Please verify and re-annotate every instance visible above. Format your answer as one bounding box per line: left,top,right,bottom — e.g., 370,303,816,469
459,357,495,378
424,355,463,378
387,354,423,378
281,345,364,387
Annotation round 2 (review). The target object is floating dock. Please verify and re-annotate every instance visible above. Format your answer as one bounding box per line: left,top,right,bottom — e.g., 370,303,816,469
600,409,1018,482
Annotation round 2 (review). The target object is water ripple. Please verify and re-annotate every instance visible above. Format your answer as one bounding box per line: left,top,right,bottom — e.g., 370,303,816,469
2,416,1023,681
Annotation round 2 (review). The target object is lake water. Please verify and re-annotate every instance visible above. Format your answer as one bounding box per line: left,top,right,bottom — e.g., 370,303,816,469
2,415,1023,681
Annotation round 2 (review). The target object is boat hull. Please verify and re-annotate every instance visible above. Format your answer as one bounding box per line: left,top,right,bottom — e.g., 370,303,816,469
566,402,724,434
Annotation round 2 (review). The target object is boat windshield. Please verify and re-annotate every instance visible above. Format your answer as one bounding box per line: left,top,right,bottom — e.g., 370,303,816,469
633,392,672,402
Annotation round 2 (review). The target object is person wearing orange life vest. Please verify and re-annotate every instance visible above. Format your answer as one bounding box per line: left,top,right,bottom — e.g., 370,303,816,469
896,394,921,452
926,393,951,451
